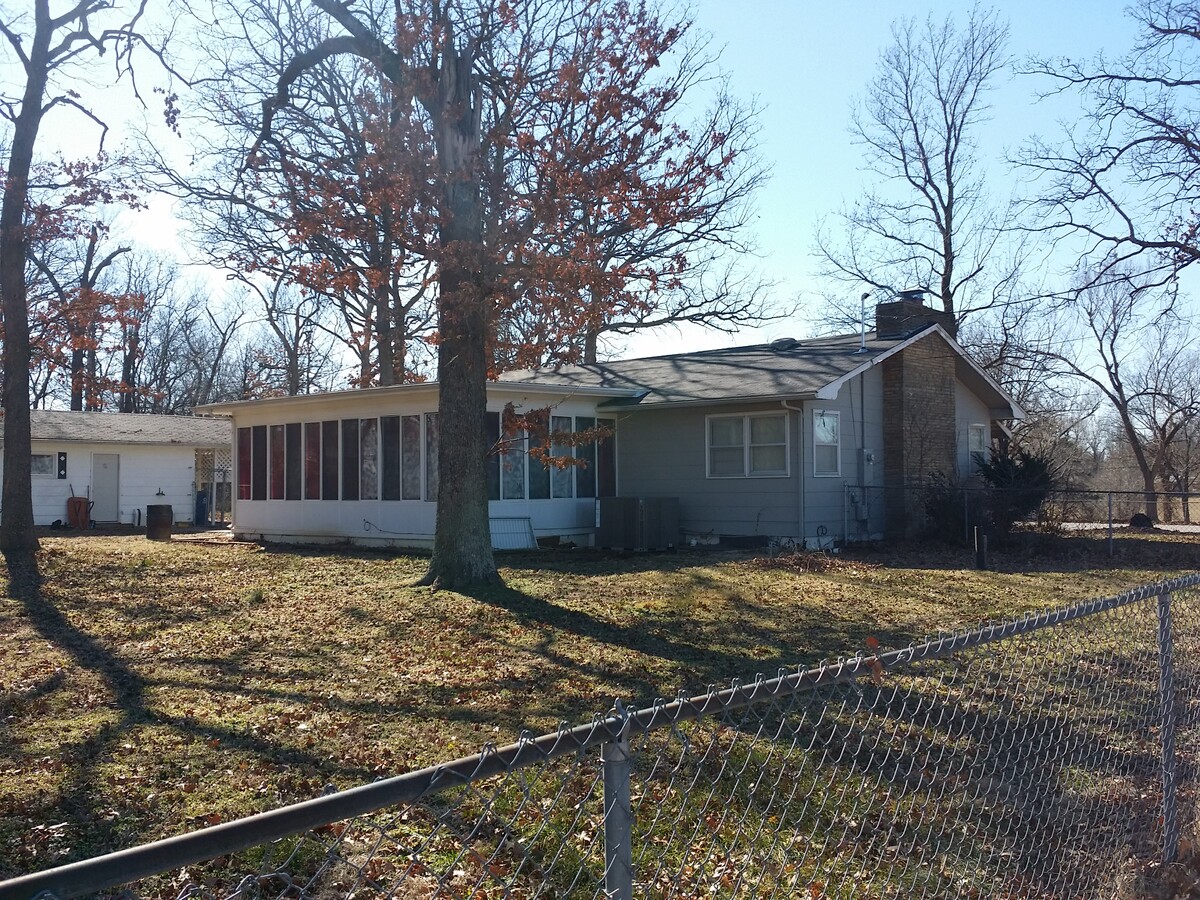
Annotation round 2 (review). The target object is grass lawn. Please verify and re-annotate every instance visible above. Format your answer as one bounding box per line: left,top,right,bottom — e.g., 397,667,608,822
2,530,1198,882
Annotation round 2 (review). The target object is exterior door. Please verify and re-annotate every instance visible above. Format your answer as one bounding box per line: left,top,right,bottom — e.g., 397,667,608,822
91,453,120,522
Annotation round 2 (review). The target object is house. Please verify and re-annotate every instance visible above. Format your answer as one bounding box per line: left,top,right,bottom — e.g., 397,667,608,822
195,298,1023,550
0,411,233,527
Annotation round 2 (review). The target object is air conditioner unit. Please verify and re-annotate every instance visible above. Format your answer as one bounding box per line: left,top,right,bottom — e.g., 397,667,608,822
597,497,679,550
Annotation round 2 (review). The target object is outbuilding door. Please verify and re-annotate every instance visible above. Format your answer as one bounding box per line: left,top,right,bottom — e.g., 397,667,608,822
91,453,120,522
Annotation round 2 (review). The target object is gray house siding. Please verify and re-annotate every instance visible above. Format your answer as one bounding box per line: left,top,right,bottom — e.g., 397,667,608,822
801,366,886,546
613,372,892,547
614,401,803,544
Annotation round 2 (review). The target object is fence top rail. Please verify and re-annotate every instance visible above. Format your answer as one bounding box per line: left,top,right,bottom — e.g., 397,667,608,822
5,572,1200,900
854,485,1200,499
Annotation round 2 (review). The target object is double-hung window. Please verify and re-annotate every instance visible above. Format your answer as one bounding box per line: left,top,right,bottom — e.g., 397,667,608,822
813,410,840,477
707,414,788,477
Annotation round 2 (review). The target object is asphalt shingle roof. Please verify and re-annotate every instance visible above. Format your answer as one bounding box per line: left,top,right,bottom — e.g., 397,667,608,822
0,411,232,447
498,332,905,406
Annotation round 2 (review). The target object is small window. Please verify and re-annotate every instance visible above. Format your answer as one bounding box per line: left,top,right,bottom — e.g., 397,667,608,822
708,414,789,478
304,423,321,499
285,423,302,500
341,419,359,501
813,410,840,477
749,415,787,474
321,420,339,500
551,415,574,498
486,412,502,501
237,428,252,500
576,416,597,499
251,425,268,500
708,417,745,477
269,424,285,499
527,411,551,499
597,418,617,497
401,415,422,500
360,418,379,500
31,454,55,477
969,424,989,472
381,416,401,500
501,423,527,500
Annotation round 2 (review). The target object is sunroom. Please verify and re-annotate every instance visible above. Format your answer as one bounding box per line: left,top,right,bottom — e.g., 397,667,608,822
194,382,629,549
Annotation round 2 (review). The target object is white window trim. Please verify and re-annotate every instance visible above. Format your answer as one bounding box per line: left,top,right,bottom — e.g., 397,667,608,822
706,413,790,479
812,409,841,478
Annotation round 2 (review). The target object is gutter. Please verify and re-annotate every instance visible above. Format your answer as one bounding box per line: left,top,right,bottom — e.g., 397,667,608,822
600,392,818,412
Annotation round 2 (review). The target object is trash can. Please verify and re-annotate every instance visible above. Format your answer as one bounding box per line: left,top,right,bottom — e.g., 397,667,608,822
146,504,173,541
195,491,209,527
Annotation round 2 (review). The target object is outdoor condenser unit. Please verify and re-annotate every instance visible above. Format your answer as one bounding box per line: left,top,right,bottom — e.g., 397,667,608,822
597,496,679,550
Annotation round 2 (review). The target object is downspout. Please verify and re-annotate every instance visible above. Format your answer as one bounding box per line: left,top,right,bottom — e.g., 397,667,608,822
781,400,804,546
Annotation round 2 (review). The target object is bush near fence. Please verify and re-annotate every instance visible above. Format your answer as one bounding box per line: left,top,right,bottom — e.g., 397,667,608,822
4,574,1200,900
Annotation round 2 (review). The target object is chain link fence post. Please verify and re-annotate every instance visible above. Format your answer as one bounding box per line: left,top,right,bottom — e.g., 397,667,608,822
1158,589,1180,865
601,705,634,900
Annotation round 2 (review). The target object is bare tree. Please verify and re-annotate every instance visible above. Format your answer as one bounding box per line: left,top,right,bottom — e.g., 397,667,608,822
133,287,247,413
239,276,340,396
1020,0,1200,291
814,5,1011,330
109,250,177,412
1023,270,1197,518
1132,334,1200,521
166,41,441,386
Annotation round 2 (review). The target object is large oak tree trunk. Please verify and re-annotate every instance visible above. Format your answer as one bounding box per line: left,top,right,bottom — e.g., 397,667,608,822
418,27,500,590
0,12,49,573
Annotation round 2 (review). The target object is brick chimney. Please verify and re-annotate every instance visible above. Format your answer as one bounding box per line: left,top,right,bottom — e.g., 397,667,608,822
875,290,957,339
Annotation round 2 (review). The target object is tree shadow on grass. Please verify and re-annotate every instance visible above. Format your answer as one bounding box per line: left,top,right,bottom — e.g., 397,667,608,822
1,561,391,878
455,581,915,700
5,561,150,866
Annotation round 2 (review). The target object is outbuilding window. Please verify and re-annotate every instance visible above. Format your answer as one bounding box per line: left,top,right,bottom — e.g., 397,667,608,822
707,414,789,478
30,454,55,477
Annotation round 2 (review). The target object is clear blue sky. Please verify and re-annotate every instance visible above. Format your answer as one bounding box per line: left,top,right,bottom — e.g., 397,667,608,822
617,0,1138,356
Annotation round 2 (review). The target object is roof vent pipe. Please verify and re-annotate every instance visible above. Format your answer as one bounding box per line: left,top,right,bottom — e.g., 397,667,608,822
859,292,871,353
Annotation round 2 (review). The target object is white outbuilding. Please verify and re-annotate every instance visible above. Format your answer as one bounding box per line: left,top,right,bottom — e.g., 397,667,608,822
0,411,233,527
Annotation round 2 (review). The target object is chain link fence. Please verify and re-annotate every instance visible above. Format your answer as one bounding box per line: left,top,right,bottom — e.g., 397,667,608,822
4,575,1200,900
845,484,1200,548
